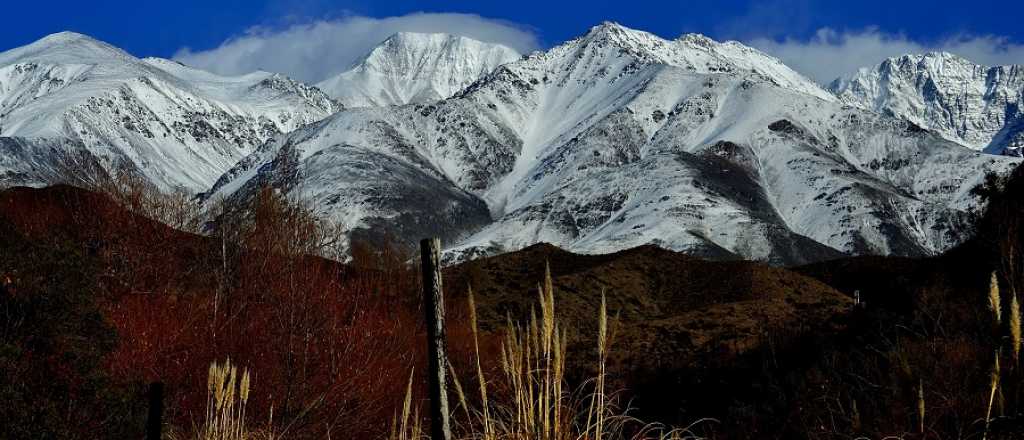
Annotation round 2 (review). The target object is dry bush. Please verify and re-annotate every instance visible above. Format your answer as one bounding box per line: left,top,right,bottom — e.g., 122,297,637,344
0,220,145,439
91,173,204,234
777,266,1024,440
214,187,347,261
0,183,435,438
100,186,426,439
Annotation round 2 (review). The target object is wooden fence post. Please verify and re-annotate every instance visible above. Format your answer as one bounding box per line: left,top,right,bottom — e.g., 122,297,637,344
420,238,452,440
146,381,164,440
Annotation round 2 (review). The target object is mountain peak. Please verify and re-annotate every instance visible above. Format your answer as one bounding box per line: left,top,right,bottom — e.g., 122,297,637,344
356,31,520,69
883,51,971,68
29,31,126,55
580,21,661,46
587,21,631,34
676,33,716,47
37,31,93,44
374,32,518,55
833,50,1024,154
921,51,962,60
386,32,471,44
556,23,832,101
317,31,521,107
0,31,133,66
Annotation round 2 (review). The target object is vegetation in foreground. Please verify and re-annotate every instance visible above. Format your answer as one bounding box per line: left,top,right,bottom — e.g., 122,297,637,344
3,166,1024,438
0,182,431,439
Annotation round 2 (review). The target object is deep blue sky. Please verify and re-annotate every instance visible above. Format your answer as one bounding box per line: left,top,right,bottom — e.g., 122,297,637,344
4,0,1023,58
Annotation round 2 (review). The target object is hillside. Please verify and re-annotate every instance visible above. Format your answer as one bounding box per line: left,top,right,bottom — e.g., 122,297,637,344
317,32,521,107
831,52,1024,156
0,32,339,191
208,23,1019,265
3,182,1024,438
446,242,852,373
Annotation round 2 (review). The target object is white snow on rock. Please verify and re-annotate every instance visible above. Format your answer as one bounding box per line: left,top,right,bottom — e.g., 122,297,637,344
0,31,340,191
317,32,522,108
830,52,1024,156
207,23,1021,265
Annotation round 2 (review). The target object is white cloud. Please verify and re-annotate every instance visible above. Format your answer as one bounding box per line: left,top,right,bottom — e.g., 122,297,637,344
173,13,540,84
747,28,1024,84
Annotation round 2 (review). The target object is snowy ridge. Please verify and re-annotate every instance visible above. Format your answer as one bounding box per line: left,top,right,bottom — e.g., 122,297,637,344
2,26,1020,265
830,52,1024,156
0,32,340,191
317,32,522,107
208,22,1020,264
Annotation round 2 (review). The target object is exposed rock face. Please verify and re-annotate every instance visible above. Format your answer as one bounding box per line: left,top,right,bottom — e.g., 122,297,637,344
317,32,522,108
830,52,1024,156
1,27,1020,265
208,23,1020,264
0,32,340,191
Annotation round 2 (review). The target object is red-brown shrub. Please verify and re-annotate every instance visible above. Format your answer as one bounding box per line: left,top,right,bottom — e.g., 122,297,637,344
0,185,493,439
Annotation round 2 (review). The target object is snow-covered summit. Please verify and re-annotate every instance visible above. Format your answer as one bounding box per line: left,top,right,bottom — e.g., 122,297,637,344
0,31,135,66
547,22,836,102
208,22,1018,265
0,32,340,191
317,32,522,107
830,52,1024,155
3,25,1021,267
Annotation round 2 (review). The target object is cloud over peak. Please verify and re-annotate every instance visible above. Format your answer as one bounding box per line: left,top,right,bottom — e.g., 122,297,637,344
747,27,1024,84
173,11,1024,90
173,13,540,84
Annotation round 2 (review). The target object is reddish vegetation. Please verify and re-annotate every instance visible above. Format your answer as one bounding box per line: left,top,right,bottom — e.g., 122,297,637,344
6,168,1024,439
0,185,487,439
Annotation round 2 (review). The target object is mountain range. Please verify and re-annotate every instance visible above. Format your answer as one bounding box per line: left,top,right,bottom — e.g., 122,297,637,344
2,24,1022,264
831,51,1024,156
0,31,340,191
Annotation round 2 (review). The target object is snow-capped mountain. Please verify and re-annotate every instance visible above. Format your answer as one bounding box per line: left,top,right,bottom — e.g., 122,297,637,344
207,22,1020,264
0,32,340,191
316,32,522,108
830,52,1024,156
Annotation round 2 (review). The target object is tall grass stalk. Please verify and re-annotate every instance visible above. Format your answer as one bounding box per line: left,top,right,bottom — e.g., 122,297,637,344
984,350,1001,440
1011,293,1021,364
990,272,1002,326
467,285,492,438
389,262,709,440
585,289,610,440
389,368,420,440
916,378,925,435
201,359,252,440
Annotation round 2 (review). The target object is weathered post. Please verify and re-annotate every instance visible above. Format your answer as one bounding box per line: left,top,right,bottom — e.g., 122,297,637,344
145,381,164,440
420,238,452,440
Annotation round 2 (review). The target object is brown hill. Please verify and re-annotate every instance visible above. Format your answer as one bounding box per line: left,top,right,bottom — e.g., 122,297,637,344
0,185,225,297
444,242,857,435
447,242,853,371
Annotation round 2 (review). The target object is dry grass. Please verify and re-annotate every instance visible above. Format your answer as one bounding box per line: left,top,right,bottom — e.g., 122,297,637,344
198,359,255,440
989,272,1002,326
467,286,492,438
916,378,925,435
984,270,1020,440
390,263,711,440
390,368,423,440
165,358,282,440
984,350,1001,440
1011,294,1022,364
